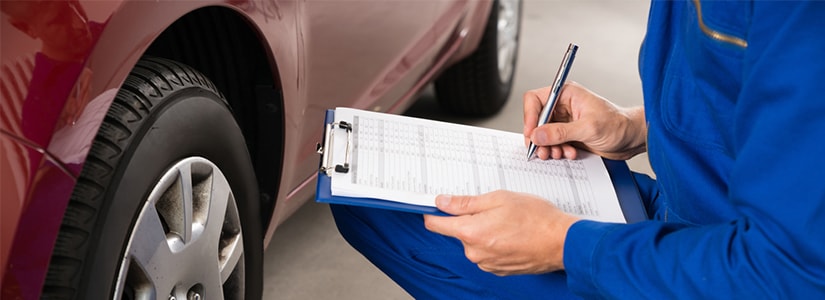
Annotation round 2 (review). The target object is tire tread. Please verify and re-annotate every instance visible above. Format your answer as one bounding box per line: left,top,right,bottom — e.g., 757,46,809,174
42,57,223,299
434,0,520,117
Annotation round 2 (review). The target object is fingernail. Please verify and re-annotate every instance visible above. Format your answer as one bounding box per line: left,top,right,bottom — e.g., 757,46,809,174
436,195,452,207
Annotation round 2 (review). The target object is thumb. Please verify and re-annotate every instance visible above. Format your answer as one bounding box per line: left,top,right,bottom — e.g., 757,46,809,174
435,194,496,216
531,121,587,146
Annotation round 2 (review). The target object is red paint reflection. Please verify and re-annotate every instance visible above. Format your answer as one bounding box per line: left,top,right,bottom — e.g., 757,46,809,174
1,0,102,297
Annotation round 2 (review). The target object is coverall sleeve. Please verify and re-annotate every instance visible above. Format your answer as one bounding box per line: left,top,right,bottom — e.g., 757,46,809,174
563,2,825,298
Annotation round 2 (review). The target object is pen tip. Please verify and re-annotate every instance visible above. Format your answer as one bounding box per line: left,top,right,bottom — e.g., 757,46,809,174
526,145,535,161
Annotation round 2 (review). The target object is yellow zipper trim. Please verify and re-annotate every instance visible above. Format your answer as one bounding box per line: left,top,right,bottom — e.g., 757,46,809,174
692,0,748,48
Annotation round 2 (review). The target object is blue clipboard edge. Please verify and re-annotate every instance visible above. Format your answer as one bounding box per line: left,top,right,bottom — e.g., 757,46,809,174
315,167,449,216
602,159,648,223
315,109,648,222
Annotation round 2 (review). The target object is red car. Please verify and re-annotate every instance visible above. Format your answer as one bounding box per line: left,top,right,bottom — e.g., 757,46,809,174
0,0,521,298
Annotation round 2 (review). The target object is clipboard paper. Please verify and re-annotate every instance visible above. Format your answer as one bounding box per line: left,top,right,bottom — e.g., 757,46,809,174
316,108,646,223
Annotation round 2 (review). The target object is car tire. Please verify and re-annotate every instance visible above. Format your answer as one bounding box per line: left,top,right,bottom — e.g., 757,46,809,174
434,0,522,117
42,57,263,299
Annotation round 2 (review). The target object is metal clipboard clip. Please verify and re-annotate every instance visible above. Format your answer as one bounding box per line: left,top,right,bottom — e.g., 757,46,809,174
316,120,353,176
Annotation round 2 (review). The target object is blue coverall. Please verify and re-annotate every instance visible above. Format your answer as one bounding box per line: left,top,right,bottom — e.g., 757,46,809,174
331,1,825,298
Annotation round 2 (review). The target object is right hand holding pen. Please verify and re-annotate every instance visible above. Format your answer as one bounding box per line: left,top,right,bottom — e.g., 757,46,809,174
523,82,647,160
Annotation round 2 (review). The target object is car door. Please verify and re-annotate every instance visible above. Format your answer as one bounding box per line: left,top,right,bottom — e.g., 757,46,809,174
289,0,471,192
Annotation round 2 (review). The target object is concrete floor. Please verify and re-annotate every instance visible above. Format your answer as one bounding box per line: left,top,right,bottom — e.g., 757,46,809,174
263,1,652,298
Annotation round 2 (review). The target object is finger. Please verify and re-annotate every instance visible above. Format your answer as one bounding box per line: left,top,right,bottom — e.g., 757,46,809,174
548,82,581,123
562,144,579,160
536,146,551,160
523,88,551,139
555,81,577,104
424,214,489,241
434,194,498,216
551,146,563,160
531,121,590,147
425,193,502,239
423,214,463,237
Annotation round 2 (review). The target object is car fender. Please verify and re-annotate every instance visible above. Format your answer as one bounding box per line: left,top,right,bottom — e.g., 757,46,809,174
0,0,291,296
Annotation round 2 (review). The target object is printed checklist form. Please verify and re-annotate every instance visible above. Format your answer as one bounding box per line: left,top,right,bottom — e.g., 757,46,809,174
320,107,639,223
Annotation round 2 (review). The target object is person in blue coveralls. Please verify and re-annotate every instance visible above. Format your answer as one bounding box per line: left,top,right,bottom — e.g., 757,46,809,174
331,0,825,298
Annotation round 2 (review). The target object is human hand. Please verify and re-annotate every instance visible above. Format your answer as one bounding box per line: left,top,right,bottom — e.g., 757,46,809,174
523,82,647,160
423,191,579,276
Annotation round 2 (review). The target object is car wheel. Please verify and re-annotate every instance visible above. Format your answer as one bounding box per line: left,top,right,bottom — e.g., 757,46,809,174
434,0,522,116
42,57,262,299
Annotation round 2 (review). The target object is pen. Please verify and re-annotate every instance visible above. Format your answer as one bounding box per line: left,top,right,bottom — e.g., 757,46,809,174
527,43,579,160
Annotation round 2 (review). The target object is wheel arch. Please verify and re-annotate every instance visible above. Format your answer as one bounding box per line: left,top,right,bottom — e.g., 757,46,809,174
1,3,285,297
142,6,284,232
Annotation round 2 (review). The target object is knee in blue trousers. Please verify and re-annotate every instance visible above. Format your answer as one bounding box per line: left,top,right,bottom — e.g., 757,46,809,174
330,204,581,299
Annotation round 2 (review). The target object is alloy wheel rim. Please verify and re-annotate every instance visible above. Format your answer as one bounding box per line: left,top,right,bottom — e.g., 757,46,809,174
114,156,245,299
497,0,521,83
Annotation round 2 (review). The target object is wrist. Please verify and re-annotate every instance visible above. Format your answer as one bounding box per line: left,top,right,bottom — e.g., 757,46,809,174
556,214,581,271
621,106,647,157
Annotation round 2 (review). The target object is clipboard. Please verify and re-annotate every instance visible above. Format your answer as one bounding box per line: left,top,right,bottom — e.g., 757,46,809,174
315,109,648,223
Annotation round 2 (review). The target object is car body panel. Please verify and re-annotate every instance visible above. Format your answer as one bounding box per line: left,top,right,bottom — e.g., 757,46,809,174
275,0,490,232
0,0,491,297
